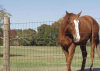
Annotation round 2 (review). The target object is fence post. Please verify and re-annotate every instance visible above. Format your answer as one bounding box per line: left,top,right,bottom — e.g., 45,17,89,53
3,16,10,71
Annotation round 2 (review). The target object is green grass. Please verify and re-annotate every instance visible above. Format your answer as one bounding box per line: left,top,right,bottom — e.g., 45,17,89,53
0,46,100,71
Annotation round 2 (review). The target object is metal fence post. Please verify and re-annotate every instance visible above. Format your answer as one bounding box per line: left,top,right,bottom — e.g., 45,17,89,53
3,16,10,71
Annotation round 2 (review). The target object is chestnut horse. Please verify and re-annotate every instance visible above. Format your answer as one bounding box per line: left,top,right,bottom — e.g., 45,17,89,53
58,11,99,71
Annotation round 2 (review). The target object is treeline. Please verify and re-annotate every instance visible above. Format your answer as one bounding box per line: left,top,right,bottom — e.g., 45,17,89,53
10,19,62,46
0,17,93,46
10,21,61,46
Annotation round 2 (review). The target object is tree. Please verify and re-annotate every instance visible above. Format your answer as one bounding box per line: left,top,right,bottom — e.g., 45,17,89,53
0,6,11,17
0,6,11,23
0,28,3,45
10,30,17,45
16,29,36,46
36,24,49,46
0,6,11,45
36,24,59,46
52,18,63,27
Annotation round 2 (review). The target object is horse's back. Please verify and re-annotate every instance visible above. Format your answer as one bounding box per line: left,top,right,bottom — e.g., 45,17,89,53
79,16,99,43
80,16,99,29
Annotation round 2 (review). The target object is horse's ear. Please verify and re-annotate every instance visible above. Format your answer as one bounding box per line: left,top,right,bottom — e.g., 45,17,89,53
77,11,82,17
66,11,69,15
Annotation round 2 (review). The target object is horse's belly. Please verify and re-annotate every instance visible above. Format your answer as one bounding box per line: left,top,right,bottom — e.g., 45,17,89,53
80,34,90,42
79,23,92,43
75,33,90,45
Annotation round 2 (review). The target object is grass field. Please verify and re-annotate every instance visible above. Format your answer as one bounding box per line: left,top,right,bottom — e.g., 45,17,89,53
0,46,100,71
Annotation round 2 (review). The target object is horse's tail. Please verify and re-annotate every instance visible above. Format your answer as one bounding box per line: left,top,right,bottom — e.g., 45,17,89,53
91,17,100,58
96,33,99,48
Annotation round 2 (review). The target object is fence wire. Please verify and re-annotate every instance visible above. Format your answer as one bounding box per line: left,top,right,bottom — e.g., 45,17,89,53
0,19,100,71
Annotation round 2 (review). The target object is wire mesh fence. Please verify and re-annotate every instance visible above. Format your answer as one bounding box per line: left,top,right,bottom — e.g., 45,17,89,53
0,18,100,71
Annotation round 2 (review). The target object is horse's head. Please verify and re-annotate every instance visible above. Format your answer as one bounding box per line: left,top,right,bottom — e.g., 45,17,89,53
64,11,82,42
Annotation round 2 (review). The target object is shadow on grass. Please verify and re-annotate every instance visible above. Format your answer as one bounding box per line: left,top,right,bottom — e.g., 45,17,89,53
77,68,100,71
0,53,24,57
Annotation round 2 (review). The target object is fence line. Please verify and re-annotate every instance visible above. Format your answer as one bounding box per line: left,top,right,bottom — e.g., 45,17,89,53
0,18,100,71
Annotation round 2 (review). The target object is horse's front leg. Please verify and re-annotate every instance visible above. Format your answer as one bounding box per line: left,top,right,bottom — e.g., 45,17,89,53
62,47,69,70
80,44,87,71
62,46,69,61
67,43,75,71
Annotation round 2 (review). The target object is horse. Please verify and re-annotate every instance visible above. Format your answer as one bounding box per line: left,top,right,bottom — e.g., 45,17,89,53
58,11,99,71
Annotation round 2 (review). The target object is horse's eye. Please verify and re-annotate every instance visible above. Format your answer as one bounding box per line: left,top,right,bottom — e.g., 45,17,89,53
68,17,70,20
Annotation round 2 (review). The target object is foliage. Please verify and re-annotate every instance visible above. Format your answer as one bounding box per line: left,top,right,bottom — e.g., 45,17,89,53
0,6,11,45
0,6,11,23
16,29,36,46
52,18,63,26
36,24,59,46
0,6,11,18
10,18,63,46
35,18,63,46
0,28,3,45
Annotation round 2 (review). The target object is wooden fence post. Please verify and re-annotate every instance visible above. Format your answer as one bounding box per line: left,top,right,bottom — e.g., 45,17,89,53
3,16,10,71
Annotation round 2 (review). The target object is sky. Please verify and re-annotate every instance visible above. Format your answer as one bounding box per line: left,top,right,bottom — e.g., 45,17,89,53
0,0,100,29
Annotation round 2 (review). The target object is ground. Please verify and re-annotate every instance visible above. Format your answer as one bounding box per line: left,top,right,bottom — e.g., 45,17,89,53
0,46,100,71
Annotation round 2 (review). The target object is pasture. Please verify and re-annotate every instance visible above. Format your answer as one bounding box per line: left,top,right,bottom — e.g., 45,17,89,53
0,46,100,71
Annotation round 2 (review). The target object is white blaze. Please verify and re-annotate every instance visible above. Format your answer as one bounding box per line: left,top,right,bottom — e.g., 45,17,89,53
73,20,80,42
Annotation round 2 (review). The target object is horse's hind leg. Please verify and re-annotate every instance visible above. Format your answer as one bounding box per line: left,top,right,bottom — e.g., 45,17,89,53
90,39,95,71
80,44,87,71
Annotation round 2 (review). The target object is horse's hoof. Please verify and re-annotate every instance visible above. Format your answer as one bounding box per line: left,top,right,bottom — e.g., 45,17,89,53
81,69,84,71
90,67,93,71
